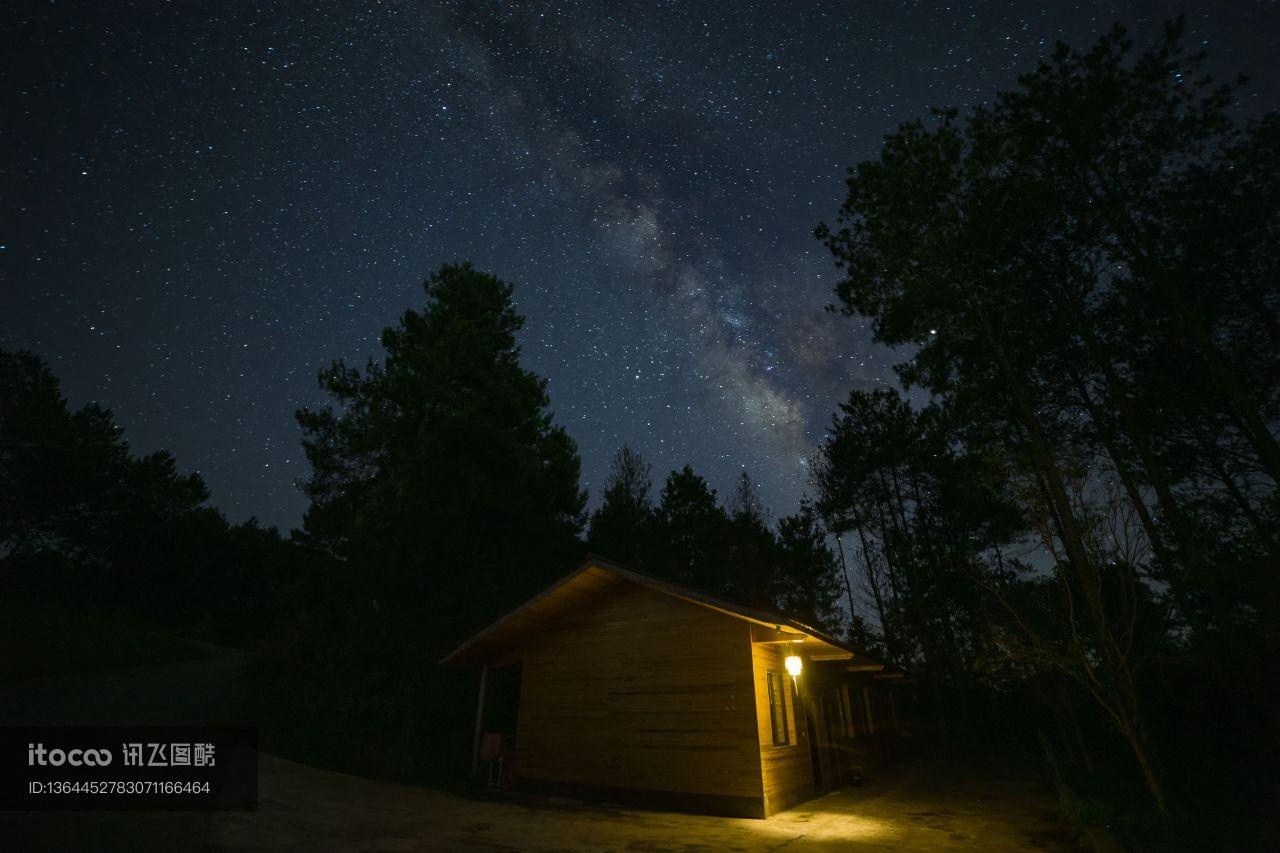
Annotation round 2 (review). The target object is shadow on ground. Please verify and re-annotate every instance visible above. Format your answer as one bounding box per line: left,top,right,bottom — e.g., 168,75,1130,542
0,642,248,852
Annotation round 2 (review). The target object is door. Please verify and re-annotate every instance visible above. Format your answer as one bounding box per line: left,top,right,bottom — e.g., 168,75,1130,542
804,701,826,793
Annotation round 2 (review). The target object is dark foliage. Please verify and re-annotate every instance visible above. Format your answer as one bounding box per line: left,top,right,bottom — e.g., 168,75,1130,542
815,19,1277,849
257,263,587,781
586,444,656,566
0,348,301,648
588,451,846,635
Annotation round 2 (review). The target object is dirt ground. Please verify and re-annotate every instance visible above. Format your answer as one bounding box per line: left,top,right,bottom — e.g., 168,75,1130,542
204,753,1079,852
1,645,1080,851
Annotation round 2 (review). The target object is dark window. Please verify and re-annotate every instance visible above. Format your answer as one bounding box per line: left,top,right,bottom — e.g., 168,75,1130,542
767,671,790,745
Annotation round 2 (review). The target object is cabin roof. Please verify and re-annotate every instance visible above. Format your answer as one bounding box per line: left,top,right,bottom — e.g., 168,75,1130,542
439,554,884,669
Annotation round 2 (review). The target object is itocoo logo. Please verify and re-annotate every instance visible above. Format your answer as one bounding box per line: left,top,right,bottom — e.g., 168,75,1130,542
27,743,113,767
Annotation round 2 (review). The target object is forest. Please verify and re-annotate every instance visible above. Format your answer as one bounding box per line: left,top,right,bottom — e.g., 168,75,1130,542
2,21,1275,850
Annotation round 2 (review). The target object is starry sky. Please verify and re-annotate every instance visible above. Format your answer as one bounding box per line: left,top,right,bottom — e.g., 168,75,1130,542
5,1,1277,530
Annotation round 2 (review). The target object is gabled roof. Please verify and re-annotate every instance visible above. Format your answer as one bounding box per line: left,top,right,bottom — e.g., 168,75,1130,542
439,554,881,668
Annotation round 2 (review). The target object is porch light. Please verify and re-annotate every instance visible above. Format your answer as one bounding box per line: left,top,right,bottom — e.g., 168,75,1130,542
784,654,803,677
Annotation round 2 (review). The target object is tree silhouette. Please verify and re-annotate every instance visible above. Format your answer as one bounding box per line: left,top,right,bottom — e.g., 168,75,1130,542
296,262,586,644
0,348,297,645
816,18,1276,831
774,503,844,635
263,263,589,780
587,444,656,566
651,464,728,593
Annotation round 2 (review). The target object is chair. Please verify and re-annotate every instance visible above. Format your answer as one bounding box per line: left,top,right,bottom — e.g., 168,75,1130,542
478,731,508,789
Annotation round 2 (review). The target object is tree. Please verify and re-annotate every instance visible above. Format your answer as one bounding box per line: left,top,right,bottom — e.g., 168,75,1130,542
815,19,1277,826
814,389,1014,732
296,262,586,643
774,503,844,635
651,465,729,593
1,349,207,589
0,348,297,646
587,445,655,566
279,263,587,781
723,471,777,608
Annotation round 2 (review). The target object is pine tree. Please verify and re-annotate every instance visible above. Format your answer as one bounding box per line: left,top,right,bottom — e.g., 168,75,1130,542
724,471,777,608
774,503,844,635
587,445,656,566
296,262,586,644
652,465,728,593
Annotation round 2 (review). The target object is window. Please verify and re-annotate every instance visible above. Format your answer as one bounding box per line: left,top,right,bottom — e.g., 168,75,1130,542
767,671,790,745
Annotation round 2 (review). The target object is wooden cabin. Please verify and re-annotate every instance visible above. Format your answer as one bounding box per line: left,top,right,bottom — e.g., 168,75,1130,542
440,556,907,818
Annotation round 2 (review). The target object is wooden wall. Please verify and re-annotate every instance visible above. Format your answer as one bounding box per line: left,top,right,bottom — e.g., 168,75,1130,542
513,583,765,815
749,643,816,815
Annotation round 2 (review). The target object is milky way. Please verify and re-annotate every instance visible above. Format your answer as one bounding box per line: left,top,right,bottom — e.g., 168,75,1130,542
4,1,1277,528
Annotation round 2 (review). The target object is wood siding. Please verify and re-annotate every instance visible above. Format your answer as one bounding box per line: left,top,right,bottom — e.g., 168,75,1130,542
750,643,815,815
513,582,763,811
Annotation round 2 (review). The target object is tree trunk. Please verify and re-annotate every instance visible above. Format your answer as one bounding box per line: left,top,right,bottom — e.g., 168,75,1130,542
854,519,898,662
833,533,858,631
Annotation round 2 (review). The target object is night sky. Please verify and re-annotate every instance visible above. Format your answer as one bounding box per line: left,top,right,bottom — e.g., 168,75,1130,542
5,1,1277,529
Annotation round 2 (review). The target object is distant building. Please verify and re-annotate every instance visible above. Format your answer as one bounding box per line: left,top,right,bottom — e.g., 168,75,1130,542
441,556,909,818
